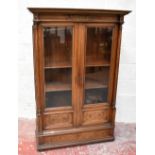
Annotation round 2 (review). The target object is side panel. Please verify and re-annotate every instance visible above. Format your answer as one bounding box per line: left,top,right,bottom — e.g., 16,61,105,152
33,23,44,132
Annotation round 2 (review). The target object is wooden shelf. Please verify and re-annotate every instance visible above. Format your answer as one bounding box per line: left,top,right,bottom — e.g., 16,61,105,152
85,79,108,89
45,82,71,92
45,67,109,92
86,69,109,86
45,80,108,92
44,60,110,69
86,59,110,67
45,61,72,69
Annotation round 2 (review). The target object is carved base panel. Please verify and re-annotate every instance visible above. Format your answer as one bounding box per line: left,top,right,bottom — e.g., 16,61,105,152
36,125,114,150
43,112,73,130
82,108,110,125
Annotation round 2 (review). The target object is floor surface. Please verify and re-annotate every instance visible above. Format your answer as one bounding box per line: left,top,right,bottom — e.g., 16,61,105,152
18,119,136,155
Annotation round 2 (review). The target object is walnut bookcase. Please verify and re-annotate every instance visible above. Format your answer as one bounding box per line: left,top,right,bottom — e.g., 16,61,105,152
28,8,130,151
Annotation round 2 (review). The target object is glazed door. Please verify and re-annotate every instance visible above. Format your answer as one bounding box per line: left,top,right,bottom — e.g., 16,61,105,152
38,23,117,130
40,23,78,130
81,24,118,126
43,25,73,108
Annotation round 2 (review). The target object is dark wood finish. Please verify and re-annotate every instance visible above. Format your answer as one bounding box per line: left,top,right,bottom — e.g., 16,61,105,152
28,8,130,151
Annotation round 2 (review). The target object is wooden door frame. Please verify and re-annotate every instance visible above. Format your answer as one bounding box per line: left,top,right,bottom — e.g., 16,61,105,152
36,22,78,129
76,23,119,126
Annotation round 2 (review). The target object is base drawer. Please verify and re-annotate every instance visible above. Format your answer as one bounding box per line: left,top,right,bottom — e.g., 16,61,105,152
36,124,114,150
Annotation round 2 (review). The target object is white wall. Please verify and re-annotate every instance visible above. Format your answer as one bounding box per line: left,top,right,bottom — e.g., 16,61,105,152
18,0,136,122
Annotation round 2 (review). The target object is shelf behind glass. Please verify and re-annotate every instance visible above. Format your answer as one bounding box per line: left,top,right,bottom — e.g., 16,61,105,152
86,59,110,67
45,78,108,92
44,57,72,69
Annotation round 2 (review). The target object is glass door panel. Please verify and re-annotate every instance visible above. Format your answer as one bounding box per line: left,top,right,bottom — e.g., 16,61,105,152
43,26,73,108
85,27,113,105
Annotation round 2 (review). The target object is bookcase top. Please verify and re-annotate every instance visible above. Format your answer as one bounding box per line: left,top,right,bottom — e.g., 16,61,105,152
28,7,131,16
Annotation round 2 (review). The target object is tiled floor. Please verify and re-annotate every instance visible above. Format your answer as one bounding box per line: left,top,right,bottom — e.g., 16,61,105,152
18,119,136,155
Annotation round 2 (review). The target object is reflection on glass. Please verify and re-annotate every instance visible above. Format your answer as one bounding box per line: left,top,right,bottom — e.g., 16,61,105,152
44,27,72,68
43,27,72,108
86,27,112,66
85,27,113,105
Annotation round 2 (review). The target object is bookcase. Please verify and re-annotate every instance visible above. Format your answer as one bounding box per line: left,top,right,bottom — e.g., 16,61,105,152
28,8,130,150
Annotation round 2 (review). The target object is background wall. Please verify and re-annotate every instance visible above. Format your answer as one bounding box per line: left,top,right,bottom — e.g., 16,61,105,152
18,0,136,122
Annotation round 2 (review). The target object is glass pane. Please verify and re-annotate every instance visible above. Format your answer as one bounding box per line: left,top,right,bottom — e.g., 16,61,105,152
43,26,72,108
85,67,109,89
86,27,112,66
46,91,71,108
85,88,108,104
85,27,113,105
44,27,72,68
45,69,71,92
